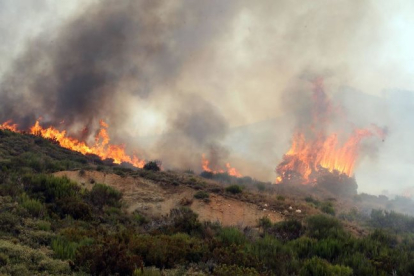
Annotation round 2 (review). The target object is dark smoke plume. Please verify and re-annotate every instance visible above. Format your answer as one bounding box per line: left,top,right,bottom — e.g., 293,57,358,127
0,0,234,141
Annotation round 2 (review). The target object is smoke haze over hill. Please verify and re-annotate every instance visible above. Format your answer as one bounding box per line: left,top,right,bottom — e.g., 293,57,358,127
1,0,414,195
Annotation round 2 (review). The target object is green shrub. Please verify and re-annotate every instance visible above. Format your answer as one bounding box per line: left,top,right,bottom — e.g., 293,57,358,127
20,193,45,217
214,264,259,276
225,185,242,194
88,183,122,210
277,195,285,201
270,220,303,241
218,227,246,246
0,212,20,234
23,174,80,203
134,213,149,226
258,216,272,230
300,257,352,276
0,253,9,266
51,236,79,260
35,220,51,231
306,215,346,240
320,202,336,216
194,191,209,200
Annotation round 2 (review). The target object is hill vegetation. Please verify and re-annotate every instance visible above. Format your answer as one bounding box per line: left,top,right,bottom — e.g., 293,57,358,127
1,129,414,275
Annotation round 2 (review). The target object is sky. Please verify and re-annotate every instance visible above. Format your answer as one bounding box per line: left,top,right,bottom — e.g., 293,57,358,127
0,0,413,195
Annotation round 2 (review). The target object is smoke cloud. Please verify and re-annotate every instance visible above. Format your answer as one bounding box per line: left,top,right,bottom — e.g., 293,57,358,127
1,0,414,195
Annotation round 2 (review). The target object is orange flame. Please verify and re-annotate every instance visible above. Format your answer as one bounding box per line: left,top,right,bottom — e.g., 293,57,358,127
276,79,386,184
2,120,145,168
202,154,242,177
0,120,18,132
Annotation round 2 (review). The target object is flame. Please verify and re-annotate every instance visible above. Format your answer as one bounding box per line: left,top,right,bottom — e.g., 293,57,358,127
201,154,242,177
276,79,386,184
2,120,145,168
0,120,18,132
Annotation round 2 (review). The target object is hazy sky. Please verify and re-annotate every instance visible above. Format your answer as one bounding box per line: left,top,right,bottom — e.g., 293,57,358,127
1,0,413,195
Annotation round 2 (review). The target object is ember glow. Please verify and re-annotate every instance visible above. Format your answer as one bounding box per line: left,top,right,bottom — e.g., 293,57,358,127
276,80,386,184
202,154,242,177
2,120,145,168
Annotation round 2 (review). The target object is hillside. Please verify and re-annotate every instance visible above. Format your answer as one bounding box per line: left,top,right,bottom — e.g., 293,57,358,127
1,129,414,275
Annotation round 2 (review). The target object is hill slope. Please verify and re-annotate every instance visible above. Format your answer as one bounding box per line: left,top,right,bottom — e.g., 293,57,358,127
1,129,414,275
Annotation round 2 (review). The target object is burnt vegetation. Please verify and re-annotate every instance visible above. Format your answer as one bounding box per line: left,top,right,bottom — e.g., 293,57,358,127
1,129,414,275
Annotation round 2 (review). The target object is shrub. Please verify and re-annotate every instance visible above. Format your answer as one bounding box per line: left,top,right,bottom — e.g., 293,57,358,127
56,197,92,220
74,240,142,275
200,171,214,179
258,216,272,230
168,207,202,235
270,220,304,241
0,212,20,234
214,264,259,276
277,195,285,201
300,257,352,276
23,174,80,203
218,227,246,246
143,161,161,171
225,185,242,194
51,236,79,260
134,213,149,226
306,215,346,240
20,193,45,217
194,191,209,200
88,183,122,210
320,202,336,216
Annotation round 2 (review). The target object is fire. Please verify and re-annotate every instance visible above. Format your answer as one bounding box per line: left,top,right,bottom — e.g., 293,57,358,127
0,120,18,132
202,154,242,177
2,120,145,168
276,79,386,184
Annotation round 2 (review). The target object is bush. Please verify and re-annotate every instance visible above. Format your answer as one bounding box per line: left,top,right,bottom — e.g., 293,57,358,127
306,215,346,240
300,257,353,276
88,183,122,210
320,202,336,216
74,239,142,275
218,227,246,246
225,185,242,194
20,193,45,217
277,195,285,201
258,216,272,230
0,212,20,234
269,220,303,241
51,236,79,260
214,264,259,276
200,171,214,179
23,174,80,203
194,191,209,200
143,161,161,171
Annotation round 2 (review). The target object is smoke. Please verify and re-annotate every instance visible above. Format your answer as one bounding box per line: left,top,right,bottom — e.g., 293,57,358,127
0,0,235,132
1,0,414,195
